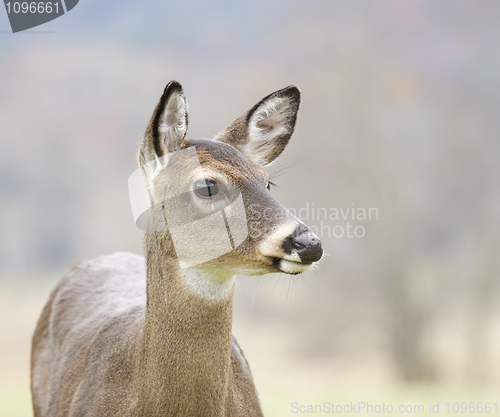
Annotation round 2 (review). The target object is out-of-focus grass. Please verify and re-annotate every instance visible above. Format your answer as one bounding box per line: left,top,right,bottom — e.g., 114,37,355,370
0,286,48,417
0,384,32,417
234,321,500,417
2,287,500,417
259,383,500,416
1,382,498,417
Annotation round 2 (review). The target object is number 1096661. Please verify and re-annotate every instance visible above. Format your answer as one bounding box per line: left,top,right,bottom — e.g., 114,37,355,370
5,2,60,14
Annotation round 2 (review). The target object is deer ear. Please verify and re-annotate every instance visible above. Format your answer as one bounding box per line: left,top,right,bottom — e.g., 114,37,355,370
216,86,300,166
141,81,188,162
139,81,188,191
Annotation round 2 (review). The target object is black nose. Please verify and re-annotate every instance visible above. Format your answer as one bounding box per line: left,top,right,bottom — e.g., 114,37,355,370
282,225,323,264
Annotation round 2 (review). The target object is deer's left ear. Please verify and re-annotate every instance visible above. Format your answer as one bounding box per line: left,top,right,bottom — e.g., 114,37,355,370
216,86,300,166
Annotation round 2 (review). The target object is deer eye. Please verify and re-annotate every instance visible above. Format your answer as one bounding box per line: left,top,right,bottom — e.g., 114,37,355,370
194,179,219,198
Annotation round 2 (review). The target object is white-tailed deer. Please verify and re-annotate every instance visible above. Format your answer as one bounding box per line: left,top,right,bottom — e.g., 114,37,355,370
31,81,322,417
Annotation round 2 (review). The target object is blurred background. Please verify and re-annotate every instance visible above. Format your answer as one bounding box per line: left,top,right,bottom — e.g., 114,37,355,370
1,1,500,416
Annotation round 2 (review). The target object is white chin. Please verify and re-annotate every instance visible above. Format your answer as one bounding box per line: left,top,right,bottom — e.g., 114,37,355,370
278,259,311,275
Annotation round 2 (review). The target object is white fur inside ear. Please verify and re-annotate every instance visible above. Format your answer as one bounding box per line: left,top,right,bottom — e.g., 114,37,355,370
245,96,292,165
158,92,188,152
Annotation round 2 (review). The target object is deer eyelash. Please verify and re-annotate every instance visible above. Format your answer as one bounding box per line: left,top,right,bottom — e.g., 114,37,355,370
267,180,278,190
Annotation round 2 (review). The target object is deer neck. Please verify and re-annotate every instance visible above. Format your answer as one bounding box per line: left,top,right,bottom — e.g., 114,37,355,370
137,232,236,417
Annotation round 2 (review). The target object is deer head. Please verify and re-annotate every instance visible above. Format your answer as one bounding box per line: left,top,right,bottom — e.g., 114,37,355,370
135,81,322,296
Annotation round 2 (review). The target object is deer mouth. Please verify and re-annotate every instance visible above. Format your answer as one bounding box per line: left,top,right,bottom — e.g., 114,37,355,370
271,257,312,275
